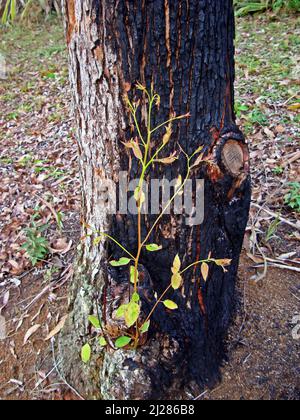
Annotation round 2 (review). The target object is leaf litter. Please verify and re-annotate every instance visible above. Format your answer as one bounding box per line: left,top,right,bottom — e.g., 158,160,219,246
0,13,299,400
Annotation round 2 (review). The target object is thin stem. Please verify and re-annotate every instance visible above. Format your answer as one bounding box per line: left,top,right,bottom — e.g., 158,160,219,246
145,141,168,171
94,232,135,260
150,113,190,135
145,284,172,324
133,96,155,285
180,259,213,275
132,111,146,147
142,153,192,248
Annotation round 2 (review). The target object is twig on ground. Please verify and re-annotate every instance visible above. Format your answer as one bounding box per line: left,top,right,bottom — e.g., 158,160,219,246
251,203,300,231
50,338,85,401
253,263,300,273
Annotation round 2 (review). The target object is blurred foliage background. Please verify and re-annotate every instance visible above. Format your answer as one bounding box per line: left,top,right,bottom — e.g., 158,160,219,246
0,0,299,25
1,0,61,24
234,0,300,16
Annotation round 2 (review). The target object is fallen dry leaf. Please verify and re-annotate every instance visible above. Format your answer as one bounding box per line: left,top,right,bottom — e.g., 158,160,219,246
0,315,6,340
45,315,68,341
50,238,73,255
23,324,41,346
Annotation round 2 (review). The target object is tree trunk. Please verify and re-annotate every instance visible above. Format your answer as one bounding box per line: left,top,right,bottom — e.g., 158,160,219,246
60,0,251,400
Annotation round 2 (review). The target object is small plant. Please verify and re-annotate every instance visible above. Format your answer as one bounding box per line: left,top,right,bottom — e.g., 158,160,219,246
234,101,249,118
285,182,300,212
22,217,49,266
265,216,280,242
248,108,268,126
81,84,232,362
273,166,284,175
1,0,17,25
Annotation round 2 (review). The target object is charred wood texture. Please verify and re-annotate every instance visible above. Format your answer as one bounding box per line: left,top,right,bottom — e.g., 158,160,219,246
60,0,251,399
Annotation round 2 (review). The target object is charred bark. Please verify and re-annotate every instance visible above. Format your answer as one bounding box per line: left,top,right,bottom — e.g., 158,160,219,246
60,0,251,400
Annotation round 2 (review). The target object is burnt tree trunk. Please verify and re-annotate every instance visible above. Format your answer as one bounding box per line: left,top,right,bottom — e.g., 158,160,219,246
60,0,251,400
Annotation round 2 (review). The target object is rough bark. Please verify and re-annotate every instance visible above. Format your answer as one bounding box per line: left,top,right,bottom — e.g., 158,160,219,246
59,0,251,400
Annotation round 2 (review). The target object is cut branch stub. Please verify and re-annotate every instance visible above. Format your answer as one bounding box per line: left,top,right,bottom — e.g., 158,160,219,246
221,140,248,177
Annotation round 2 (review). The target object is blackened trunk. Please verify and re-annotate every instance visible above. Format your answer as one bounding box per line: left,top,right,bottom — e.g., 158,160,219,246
60,0,251,400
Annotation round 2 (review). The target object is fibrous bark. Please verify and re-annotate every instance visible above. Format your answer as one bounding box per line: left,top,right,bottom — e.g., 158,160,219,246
60,0,251,400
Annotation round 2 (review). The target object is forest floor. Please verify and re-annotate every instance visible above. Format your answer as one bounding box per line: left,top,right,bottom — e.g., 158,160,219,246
0,14,299,400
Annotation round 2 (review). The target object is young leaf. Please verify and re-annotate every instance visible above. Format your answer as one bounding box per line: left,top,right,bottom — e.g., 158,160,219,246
110,257,131,267
99,336,107,347
131,141,143,160
171,273,183,290
88,315,101,329
156,154,177,165
93,237,102,245
214,258,232,272
172,254,181,275
136,82,146,92
140,320,151,334
191,153,204,169
194,146,204,155
115,304,128,319
122,140,134,149
132,292,140,303
214,259,232,267
155,94,161,108
134,186,146,206
130,266,139,284
125,301,140,328
163,125,172,145
163,300,178,310
115,336,132,349
201,262,209,282
145,244,163,252
81,343,91,364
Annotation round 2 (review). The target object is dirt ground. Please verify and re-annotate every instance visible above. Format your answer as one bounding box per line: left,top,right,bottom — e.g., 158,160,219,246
0,14,299,400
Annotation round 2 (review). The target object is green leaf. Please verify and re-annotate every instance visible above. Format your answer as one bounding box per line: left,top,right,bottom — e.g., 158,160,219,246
163,300,178,310
172,254,181,274
140,320,150,334
115,304,128,319
115,336,132,349
88,315,101,329
93,237,102,245
130,266,139,284
110,257,131,267
81,343,91,364
171,273,183,290
99,336,107,347
132,292,140,303
145,244,163,252
125,301,140,328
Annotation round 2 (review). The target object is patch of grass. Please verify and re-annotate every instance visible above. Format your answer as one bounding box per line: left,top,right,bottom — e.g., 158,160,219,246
6,111,19,120
285,182,300,212
0,157,13,164
273,166,284,175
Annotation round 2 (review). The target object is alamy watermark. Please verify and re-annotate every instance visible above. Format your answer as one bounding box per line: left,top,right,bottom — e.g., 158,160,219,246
0,53,7,79
98,172,205,226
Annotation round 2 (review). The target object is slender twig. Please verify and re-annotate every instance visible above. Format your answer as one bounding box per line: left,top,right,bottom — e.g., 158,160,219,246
50,338,85,401
93,232,135,260
252,203,300,231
